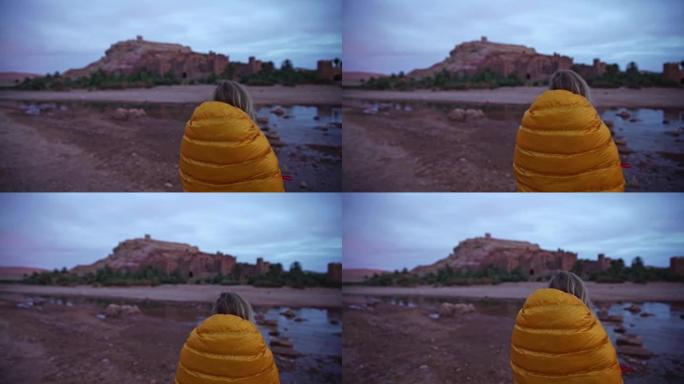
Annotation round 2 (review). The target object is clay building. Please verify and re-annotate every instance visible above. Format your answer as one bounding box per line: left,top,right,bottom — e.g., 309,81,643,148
670,257,684,276
64,36,229,82
327,262,342,283
70,235,274,281
317,60,342,82
412,233,577,278
408,37,573,83
574,58,608,79
663,63,684,85
580,253,614,274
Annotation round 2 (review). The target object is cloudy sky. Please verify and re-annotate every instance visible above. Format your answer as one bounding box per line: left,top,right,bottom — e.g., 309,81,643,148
0,193,341,272
344,0,684,74
344,193,684,271
0,0,341,74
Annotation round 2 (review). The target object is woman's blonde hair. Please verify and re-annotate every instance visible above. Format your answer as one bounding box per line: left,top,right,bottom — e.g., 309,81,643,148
214,80,256,120
549,271,591,307
549,69,591,101
214,292,255,322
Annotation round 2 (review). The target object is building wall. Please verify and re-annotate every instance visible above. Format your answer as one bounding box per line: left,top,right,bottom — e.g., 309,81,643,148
664,63,684,84
670,257,684,276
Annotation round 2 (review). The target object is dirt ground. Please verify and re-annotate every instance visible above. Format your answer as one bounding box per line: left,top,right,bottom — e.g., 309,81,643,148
343,300,514,384
0,284,342,308
0,84,342,105
0,293,341,384
343,295,684,384
343,87,684,108
0,100,340,191
342,98,683,191
343,100,519,191
0,296,192,384
343,282,684,302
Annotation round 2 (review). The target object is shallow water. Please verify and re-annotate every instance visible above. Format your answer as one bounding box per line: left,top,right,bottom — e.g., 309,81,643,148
601,301,684,383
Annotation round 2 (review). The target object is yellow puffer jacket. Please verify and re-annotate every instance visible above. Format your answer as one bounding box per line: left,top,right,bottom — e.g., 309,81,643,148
175,314,280,384
513,90,625,192
179,101,285,192
510,288,623,384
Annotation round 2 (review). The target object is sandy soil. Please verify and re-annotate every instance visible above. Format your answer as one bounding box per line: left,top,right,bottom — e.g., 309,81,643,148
343,87,684,108
343,300,515,384
343,282,684,302
0,284,342,308
0,101,340,191
343,100,517,191
0,84,341,106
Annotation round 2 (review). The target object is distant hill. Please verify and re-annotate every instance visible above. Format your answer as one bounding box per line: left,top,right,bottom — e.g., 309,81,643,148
0,266,48,280
0,72,40,87
343,71,386,86
342,268,389,283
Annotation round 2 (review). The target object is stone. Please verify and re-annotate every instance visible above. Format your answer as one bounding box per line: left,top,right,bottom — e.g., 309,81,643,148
448,108,466,121
164,182,173,189
24,105,41,116
280,309,296,319
270,337,293,348
438,302,475,317
614,325,626,333
464,109,485,119
625,304,641,313
256,117,269,124
616,334,642,346
617,110,631,119
104,303,140,317
271,107,286,116
429,313,440,320
300,181,309,190
258,319,278,327
639,312,654,317
618,345,652,359
270,346,302,358
96,314,107,320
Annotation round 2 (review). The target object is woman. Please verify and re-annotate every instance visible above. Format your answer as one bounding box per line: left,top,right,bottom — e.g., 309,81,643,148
175,292,280,384
512,70,625,192
179,80,285,192
510,271,623,383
